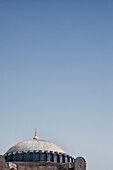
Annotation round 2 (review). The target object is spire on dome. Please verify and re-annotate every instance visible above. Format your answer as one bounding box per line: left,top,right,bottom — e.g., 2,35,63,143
33,128,39,140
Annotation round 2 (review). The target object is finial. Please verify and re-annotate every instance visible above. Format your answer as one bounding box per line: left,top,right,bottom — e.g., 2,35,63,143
33,128,39,140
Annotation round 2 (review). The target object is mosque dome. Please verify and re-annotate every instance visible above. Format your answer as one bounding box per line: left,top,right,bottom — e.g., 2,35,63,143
6,129,65,154
3,129,85,168
6,139,65,154
4,129,72,163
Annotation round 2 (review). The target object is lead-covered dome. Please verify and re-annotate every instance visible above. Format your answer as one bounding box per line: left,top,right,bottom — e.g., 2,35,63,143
6,128,65,154
6,139,65,154
4,129,74,163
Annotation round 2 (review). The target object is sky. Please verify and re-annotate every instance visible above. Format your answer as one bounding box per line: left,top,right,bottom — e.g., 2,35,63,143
0,0,113,170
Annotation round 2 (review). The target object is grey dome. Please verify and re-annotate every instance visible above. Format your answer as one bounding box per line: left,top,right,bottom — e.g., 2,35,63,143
6,139,65,154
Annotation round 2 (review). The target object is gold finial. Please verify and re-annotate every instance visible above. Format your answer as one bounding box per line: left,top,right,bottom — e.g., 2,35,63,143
33,128,39,140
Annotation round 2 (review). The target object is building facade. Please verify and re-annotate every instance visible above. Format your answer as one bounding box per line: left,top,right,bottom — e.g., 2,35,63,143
0,129,86,170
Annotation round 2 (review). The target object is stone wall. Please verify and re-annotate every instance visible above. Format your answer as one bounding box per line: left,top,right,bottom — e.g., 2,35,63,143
14,162,69,170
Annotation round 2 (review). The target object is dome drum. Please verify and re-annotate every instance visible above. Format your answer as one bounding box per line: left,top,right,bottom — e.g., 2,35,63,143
4,151,74,164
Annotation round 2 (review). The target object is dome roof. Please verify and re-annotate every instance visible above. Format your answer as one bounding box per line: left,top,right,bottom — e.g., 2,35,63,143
6,139,65,154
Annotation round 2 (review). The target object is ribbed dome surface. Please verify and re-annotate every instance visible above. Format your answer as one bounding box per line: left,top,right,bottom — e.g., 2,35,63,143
6,139,65,154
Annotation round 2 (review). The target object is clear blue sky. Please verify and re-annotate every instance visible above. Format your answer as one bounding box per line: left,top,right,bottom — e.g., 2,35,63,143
0,1,113,170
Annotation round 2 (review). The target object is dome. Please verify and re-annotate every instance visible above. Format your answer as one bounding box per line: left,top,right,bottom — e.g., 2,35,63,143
4,130,74,164
6,139,65,154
